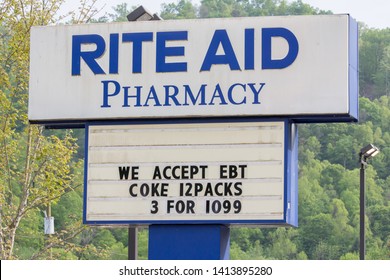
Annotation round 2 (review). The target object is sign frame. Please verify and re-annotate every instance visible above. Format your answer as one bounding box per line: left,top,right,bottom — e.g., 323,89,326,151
29,14,359,126
83,118,298,226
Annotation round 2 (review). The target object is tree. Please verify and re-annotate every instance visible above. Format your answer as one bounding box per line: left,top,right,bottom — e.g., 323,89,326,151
298,213,339,259
0,0,99,260
359,28,390,99
159,0,331,19
161,0,198,19
266,228,307,259
374,45,390,97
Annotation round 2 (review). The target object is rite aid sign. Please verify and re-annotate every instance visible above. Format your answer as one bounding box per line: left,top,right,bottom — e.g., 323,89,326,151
28,15,358,124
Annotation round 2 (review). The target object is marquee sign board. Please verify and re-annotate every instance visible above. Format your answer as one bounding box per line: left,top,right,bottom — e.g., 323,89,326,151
84,120,298,225
29,14,358,125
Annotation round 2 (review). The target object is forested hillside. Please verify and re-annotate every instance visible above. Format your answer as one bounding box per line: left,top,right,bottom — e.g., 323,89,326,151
1,0,389,260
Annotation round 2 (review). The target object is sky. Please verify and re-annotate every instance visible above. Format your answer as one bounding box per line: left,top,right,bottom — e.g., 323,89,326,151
62,0,389,29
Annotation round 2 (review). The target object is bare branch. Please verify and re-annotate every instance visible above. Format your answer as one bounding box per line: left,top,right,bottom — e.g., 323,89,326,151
30,224,87,260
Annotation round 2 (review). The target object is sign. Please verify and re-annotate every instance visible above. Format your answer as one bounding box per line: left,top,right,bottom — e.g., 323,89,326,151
84,120,298,225
29,15,358,125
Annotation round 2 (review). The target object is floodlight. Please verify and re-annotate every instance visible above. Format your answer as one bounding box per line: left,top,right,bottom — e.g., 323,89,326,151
360,144,380,162
127,6,162,22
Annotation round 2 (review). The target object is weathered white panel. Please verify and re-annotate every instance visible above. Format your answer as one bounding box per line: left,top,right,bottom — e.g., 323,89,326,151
86,198,284,221
85,121,287,224
87,181,284,198
29,15,358,124
88,145,284,164
88,124,284,146
88,162,283,181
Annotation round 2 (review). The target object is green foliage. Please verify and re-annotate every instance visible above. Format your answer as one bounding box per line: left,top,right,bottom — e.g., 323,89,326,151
52,191,83,230
206,0,330,18
266,228,303,259
91,2,137,23
137,228,149,260
111,228,129,246
340,252,359,260
108,3,133,22
92,229,117,248
230,227,264,252
13,210,44,258
359,28,390,99
50,248,79,260
109,242,128,260
231,239,265,259
369,205,390,241
161,0,198,19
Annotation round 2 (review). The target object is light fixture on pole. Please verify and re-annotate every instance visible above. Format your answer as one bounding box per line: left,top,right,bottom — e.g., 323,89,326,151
359,144,379,260
126,5,162,22
360,144,380,161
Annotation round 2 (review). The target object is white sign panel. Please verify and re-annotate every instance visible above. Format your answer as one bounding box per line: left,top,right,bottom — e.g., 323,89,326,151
29,15,358,124
84,121,297,225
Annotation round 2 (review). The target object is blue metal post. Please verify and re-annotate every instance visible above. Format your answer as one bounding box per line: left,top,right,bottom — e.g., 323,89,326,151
148,225,230,260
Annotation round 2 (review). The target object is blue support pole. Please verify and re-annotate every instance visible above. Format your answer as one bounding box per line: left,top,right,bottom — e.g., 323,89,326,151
148,225,230,260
